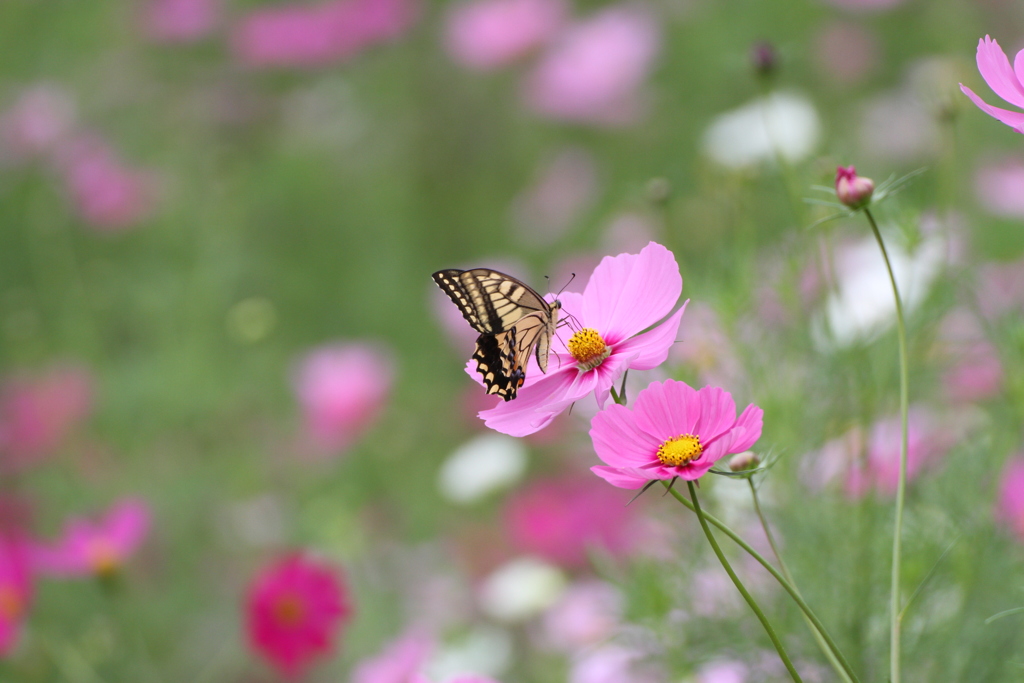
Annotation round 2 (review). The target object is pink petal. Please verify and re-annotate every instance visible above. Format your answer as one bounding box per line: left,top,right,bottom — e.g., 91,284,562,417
105,499,151,552
961,84,1024,133
582,242,682,343
1016,46,1024,87
977,36,1024,109
590,403,661,467
727,404,764,454
610,301,686,370
590,465,653,489
479,366,577,436
632,379,700,439
693,386,738,445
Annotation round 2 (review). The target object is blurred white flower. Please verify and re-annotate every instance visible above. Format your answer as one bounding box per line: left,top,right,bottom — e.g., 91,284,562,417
437,434,528,504
478,556,566,621
702,92,820,168
812,229,947,350
423,625,514,680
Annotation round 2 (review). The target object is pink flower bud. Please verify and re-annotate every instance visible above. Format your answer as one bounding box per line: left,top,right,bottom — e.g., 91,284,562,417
728,451,760,472
835,165,875,209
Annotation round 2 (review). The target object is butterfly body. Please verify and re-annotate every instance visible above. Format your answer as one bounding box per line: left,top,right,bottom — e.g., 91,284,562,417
432,268,561,401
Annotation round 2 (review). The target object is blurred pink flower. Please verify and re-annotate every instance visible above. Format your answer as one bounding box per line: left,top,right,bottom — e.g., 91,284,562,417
144,0,220,43
540,579,623,651
960,35,1024,134
247,553,351,680
351,630,432,683
812,21,877,85
569,644,656,683
823,0,906,10
523,6,659,126
670,302,743,388
293,343,394,455
936,309,1003,403
996,456,1024,542
33,498,150,577
0,365,94,471
55,136,158,232
0,85,76,161
0,538,32,657
975,158,1024,218
511,147,598,246
590,379,763,489
976,257,1024,320
504,476,637,568
476,242,685,436
696,660,748,683
232,0,416,68
445,0,565,70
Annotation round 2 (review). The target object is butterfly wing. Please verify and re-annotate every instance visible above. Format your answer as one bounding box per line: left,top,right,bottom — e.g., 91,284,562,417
472,330,524,401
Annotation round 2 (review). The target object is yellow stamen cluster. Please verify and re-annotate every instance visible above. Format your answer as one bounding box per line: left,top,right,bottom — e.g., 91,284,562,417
87,539,120,576
273,593,306,626
0,585,23,620
657,434,703,467
567,328,611,371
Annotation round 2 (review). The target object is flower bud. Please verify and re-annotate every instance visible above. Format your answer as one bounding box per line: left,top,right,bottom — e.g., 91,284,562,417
728,451,761,472
750,41,778,78
835,165,875,209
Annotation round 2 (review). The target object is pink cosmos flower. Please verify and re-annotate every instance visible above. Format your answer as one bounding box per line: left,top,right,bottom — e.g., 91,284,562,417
823,0,906,10
996,455,1024,543
351,630,433,683
540,579,623,651
0,537,31,657
247,553,351,679
33,498,150,577
511,147,599,246
960,36,1024,134
670,302,744,389
0,84,76,161
55,135,158,232
503,475,637,568
232,0,416,69
696,660,748,683
975,158,1024,218
523,6,659,126
977,257,1024,320
445,0,565,70
589,379,763,489
144,0,220,43
292,343,394,455
0,365,94,472
936,309,1003,403
812,21,878,85
476,242,686,437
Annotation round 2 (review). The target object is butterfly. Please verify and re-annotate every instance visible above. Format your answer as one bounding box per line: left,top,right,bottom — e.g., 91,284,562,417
432,268,562,401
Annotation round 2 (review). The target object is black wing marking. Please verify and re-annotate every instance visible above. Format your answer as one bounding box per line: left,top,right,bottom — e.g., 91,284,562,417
432,268,552,334
433,269,490,334
472,331,524,401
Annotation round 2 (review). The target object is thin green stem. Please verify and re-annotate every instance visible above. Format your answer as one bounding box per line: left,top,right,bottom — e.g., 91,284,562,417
663,482,860,683
687,481,803,683
749,480,853,683
863,207,910,683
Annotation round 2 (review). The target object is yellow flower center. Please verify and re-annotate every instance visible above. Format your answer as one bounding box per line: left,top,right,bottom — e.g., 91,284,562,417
567,328,611,371
272,593,306,627
0,584,23,620
87,539,121,576
657,434,703,467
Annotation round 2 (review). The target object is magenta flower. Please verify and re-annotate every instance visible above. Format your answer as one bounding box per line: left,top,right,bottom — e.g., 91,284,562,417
475,242,685,437
0,84,76,161
503,475,637,568
351,630,433,683
32,498,150,578
0,365,93,472
143,0,220,43
523,5,659,126
445,0,565,71
589,379,763,489
0,537,31,657
292,342,394,455
996,456,1024,543
835,165,874,209
247,553,351,680
232,0,416,69
960,36,1024,134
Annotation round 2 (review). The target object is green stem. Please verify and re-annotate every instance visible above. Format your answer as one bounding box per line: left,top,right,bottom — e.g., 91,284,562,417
863,207,910,683
687,480,803,683
749,480,853,683
663,482,860,683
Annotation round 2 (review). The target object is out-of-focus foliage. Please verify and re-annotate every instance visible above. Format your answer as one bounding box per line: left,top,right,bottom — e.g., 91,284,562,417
1,0,1024,680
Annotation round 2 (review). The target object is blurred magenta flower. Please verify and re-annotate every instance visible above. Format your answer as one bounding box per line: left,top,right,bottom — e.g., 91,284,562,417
523,6,659,125
351,630,433,683
569,643,655,683
812,21,878,85
33,498,150,577
232,0,416,68
247,553,351,679
511,147,598,246
823,0,906,10
445,0,565,70
960,36,1024,134
477,242,685,437
0,84,76,161
696,660,748,683
0,538,32,657
590,379,763,489
975,158,1024,218
503,475,637,568
540,579,623,651
977,257,1024,320
0,365,93,472
293,343,394,455
144,0,220,43
55,136,158,232
937,310,1003,403
835,165,874,209
996,456,1024,542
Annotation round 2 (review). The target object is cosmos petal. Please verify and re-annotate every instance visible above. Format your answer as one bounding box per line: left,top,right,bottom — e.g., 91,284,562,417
590,403,661,467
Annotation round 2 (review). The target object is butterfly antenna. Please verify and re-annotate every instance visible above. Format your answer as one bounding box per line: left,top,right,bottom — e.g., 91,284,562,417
555,273,576,298
627,480,659,506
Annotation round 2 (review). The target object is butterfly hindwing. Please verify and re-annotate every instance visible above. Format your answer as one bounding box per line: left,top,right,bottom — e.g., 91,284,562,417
472,330,524,400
